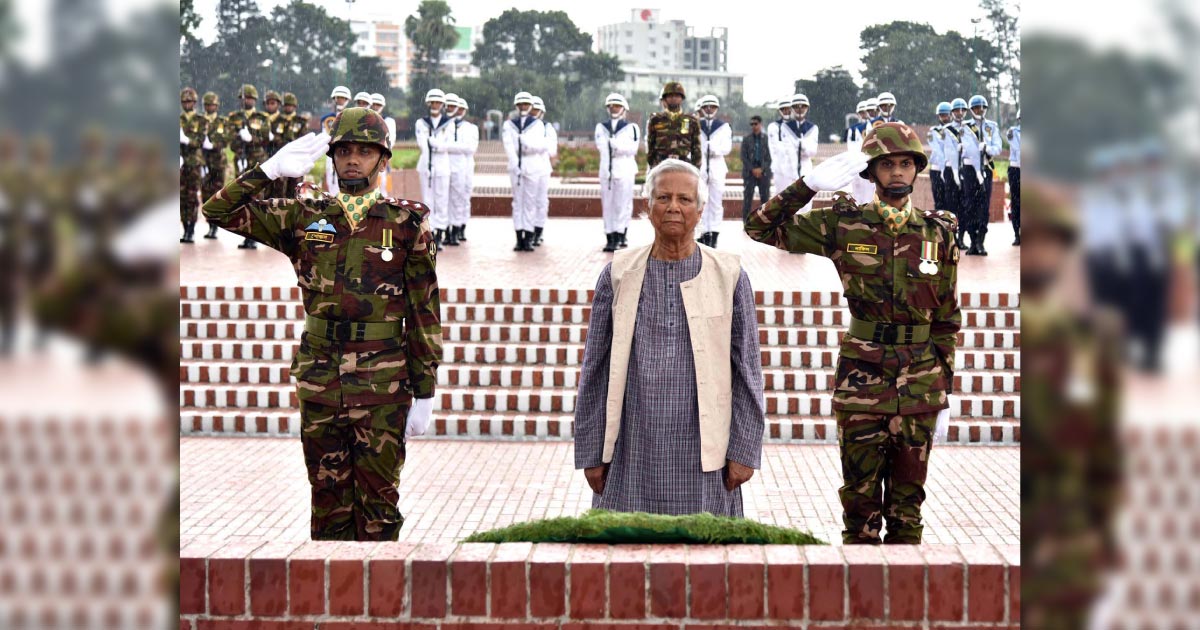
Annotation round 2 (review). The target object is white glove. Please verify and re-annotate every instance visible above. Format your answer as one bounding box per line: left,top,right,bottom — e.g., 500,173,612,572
269,130,275,142
238,127,252,143
260,132,329,181
933,397,953,444
801,151,870,192
405,397,434,437
179,128,190,145
179,155,184,168
202,136,214,150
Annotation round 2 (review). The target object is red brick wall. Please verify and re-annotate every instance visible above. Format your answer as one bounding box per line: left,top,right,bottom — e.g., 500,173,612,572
181,541,1020,629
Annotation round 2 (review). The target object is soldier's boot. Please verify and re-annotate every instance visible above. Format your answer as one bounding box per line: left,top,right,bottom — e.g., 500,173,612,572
521,230,536,252
444,227,460,247
433,229,445,251
456,225,467,242
1012,228,1020,246
238,237,257,249
180,222,193,244
513,230,525,252
974,232,988,256
711,232,719,248
602,232,618,253
696,232,709,247
532,226,543,246
204,223,219,239
955,230,967,251
618,229,628,249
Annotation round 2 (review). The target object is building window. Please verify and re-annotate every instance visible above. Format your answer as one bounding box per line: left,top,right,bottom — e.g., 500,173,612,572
665,32,670,39
626,45,632,54
700,53,709,62
650,50,656,58
626,30,633,37
701,40,710,49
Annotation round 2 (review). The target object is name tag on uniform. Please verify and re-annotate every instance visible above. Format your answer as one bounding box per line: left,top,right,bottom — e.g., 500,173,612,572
846,243,878,254
305,232,334,243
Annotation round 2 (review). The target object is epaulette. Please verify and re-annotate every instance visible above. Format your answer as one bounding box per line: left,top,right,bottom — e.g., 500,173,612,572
923,209,958,233
385,197,429,221
831,191,860,215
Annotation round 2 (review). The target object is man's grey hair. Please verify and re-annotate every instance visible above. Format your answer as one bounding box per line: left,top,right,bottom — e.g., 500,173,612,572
642,158,708,210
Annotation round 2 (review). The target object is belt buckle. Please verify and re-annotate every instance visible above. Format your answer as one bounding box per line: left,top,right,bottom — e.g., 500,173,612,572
879,325,898,345
331,320,351,341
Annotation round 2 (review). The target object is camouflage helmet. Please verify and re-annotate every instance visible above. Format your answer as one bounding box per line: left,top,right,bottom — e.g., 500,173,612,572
264,90,282,103
180,87,198,102
326,107,392,159
661,81,685,99
203,91,220,106
859,122,928,179
283,92,298,107
239,84,258,100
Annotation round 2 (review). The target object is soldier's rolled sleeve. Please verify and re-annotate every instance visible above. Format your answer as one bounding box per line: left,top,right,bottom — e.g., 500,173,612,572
201,165,296,252
574,265,614,470
930,250,961,393
726,270,765,469
744,179,836,256
404,212,442,399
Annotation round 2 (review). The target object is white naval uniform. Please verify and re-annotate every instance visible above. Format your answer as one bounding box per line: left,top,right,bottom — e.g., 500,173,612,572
447,116,479,227
501,115,549,232
595,118,640,234
698,117,732,233
415,113,454,230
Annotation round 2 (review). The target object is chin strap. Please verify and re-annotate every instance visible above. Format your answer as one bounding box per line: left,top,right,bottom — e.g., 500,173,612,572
336,155,385,194
884,184,914,196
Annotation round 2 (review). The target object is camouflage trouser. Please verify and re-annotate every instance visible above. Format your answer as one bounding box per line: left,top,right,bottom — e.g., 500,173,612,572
300,399,409,541
202,154,227,215
179,164,202,223
835,410,938,544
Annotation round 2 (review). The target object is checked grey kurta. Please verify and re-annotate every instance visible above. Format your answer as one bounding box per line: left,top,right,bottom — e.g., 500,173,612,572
574,248,765,516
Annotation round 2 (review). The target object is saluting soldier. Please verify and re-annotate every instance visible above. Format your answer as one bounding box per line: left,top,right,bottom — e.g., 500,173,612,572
202,108,442,541
201,91,229,239
745,123,961,544
646,81,701,169
179,87,207,243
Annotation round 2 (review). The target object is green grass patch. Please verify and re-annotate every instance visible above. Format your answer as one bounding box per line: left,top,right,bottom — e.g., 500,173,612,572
991,159,1009,181
391,147,419,170
463,509,826,545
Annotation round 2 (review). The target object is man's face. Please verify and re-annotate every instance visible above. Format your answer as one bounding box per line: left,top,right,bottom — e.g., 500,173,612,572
205,102,218,114
445,104,459,118
265,99,280,113
778,106,792,120
608,104,625,118
242,97,256,110
938,113,951,124
334,96,348,110
879,103,895,117
952,108,966,122
283,104,296,115
750,120,762,134
333,142,384,183
665,94,683,110
182,98,196,112
702,104,718,118
866,107,879,118
429,101,444,116
355,100,370,108
516,103,530,116
648,171,701,239
870,154,917,196
794,104,809,119
530,107,542,118
370,103,383,113
971,105,986,118
1022,228,1071,294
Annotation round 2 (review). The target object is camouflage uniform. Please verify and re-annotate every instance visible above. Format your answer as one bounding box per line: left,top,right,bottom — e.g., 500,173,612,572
745,123,961,544
1020,183,1121,628
226,84,271,176
0,133,24,354
201,92,230,209
202,108,442,541
646,82,701,168
271,92,306,198
180,87,207,238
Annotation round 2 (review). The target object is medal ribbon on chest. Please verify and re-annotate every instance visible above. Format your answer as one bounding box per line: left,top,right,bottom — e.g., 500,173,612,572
919,240,939,275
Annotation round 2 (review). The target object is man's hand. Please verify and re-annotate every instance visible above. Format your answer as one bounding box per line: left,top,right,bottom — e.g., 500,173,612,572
260,132,329,181
584,464,610,495
801,151,869,192
724,460,755,491
933,396,953,444
202,136,214,150
751,167,763,178
179,128,190,145
405,397,434,438
238,127,253,143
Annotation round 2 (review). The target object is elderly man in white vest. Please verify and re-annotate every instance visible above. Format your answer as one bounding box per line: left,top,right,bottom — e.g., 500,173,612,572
573,159,766,516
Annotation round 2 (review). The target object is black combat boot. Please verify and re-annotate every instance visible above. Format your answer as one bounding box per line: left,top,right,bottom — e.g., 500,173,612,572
710,232,719,248
513,230,524,252
238,237,257,249
1012,228,1020,246
532,226,544,246
456,225,468,242
618,229,628,249
603,232,617,253
204,223,219,239
180,222,192,244
434,229,445,251
444,226,460,246
520,230,535,252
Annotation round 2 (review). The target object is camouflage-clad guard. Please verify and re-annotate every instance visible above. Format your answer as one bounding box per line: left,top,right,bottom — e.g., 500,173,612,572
226,84,271,249
1020,182,1121,628
203,107,442,541
179,87,207,243
278,92,307,198
201,91,229,239
745,122,961,544
646,81,701,168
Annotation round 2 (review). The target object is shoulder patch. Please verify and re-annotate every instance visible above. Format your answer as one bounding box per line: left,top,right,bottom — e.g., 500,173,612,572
831,191,860,216
926,209,959,233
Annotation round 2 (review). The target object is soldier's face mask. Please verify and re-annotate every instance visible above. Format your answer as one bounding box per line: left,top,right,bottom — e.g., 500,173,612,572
870,156,918,197
334,143,386,194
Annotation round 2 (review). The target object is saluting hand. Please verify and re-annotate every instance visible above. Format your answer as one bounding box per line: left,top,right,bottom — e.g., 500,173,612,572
801,151,869,192
260,132,330,181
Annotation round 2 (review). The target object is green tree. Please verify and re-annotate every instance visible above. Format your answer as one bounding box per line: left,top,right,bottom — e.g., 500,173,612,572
405,0,459,116
0,0,22,61
795,66,861,141
979,0,1020,105
180,0,201,42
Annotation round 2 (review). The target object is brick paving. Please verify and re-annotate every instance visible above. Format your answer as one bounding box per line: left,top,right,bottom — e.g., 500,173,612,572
180,437,1018,547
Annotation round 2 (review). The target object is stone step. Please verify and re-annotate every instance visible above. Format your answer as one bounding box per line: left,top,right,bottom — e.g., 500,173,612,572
180,339,1019,370
179,300,1021,329
179,360,1019,394
178,319,1019,349
179,383,1019,419
180,285,1020,310
178,408,1019,444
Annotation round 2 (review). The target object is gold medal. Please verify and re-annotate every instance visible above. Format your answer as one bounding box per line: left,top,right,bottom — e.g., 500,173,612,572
381,229,394,261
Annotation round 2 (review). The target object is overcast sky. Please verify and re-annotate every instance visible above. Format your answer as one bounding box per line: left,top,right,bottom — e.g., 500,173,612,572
190,0,1017,104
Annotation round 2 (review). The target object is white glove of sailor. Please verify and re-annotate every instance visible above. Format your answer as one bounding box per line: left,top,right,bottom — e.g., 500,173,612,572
259,132,329,181
179,128,190,145
202,136,214,150
238,127,253,143
933,395,953,444
801,151,870,192
406,397,434,437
